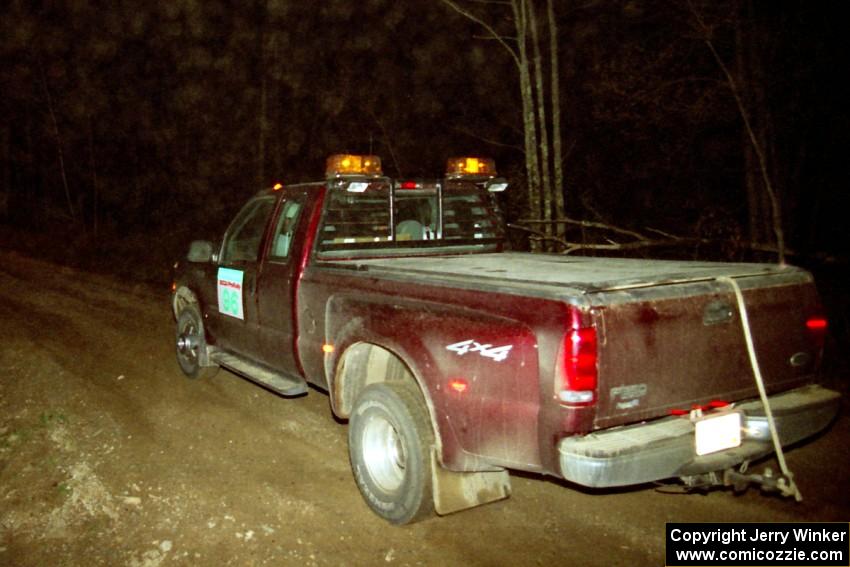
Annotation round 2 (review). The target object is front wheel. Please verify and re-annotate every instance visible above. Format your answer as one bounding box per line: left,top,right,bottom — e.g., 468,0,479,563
348,382,435,525
175,306,218,379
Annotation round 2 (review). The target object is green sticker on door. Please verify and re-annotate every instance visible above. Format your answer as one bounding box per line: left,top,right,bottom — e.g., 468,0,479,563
217,267,244,320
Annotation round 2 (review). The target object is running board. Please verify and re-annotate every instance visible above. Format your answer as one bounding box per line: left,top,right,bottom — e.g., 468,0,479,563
210,351,308,397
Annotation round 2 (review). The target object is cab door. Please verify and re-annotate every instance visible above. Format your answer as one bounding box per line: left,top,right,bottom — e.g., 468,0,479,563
254,189,309,374
207,195,277,358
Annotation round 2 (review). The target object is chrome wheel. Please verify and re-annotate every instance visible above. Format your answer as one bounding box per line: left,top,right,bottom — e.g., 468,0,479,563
175,306,218,379
361,413,406,492
176,319,201,367
348,382,435,524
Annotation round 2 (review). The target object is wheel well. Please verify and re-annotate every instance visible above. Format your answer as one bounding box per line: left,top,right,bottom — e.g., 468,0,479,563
333,342,420,419
173,286,198,319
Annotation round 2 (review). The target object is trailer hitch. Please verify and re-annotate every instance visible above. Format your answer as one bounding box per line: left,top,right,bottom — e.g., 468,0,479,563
664,462,799,499
723,465,800,499
718,276,803,502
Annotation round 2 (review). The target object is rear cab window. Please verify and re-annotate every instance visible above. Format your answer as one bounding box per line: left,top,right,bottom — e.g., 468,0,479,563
316,180,504,259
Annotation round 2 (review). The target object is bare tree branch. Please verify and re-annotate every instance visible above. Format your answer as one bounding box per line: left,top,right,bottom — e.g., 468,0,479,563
559,136,577,168
507,223,572,248
472,34,519,42
688,0,786,265
450,125,525,152
439,0,520,67
519,216,649,241
509,221,801,258
369,109,404,177
643,226,681,239
507,223,679,255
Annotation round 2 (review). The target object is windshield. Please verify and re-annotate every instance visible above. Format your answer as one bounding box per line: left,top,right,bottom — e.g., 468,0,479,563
317,180,503,257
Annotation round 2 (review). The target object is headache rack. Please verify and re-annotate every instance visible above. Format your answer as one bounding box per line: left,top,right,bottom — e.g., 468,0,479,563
316,178,505,256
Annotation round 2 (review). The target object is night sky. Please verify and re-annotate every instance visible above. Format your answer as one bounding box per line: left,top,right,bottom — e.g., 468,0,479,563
1,0,848,272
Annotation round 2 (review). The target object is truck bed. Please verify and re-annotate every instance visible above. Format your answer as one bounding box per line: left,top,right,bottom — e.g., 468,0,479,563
323,252,821,430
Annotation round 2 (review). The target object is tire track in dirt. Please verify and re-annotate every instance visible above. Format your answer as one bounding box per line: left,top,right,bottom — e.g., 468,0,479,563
1,250,847,566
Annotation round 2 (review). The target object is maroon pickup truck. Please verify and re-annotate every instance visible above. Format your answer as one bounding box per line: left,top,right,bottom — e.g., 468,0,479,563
172,154,839,524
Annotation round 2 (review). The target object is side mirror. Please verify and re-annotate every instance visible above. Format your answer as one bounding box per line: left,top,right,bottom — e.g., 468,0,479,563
187,240,214,263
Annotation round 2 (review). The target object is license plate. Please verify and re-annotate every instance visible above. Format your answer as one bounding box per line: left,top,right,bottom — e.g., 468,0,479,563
694,411,742,456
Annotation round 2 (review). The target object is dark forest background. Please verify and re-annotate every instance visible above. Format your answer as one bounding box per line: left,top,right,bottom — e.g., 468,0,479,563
1,0,847,378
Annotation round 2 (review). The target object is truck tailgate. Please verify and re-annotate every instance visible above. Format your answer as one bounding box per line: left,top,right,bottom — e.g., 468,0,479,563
591,273,823,429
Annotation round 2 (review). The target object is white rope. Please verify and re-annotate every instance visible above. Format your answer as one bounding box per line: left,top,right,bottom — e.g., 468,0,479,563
718,276,802,501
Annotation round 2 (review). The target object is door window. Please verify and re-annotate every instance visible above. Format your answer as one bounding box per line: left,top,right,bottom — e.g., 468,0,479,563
268,199,304,260
220,197,276,264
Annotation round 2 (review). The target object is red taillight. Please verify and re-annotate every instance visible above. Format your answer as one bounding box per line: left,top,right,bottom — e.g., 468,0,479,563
806,316,827,331
806,315,827,349
560,325,597,405
400,180,419,190
670,400,729,416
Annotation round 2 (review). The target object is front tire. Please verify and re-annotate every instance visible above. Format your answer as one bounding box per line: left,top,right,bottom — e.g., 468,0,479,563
348,382,435,525
175,305,218,379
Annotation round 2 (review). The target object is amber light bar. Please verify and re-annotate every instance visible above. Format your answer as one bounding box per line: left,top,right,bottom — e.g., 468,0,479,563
326,154,382,177
445,157,496,179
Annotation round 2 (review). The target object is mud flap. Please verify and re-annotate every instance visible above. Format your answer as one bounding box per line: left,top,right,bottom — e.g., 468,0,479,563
430,449,511,516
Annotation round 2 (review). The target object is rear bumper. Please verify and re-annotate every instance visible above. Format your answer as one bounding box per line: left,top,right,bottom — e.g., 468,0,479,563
558,384,840,488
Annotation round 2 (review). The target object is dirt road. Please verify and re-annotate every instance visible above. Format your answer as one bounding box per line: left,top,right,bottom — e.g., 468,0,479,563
0,250,847,566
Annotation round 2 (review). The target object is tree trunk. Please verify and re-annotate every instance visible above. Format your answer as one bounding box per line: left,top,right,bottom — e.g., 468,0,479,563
258,73,268,189
1,124,9,220
512,0,542,251
88,116,99,238
547,0,565,239
257,7,268,191
40,65,75,222
528,0,553,248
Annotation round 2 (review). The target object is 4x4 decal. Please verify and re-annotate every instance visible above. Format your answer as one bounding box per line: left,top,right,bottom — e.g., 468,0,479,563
445,339,513,363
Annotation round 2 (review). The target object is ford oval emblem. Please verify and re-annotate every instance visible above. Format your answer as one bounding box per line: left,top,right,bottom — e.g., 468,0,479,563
789,352,812,368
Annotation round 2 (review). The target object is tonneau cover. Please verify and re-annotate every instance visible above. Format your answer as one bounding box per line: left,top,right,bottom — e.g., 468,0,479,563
336,252,801,294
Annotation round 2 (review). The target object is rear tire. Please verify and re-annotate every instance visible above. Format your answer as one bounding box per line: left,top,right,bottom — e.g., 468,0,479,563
175,305,219,379
348,382,435,524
